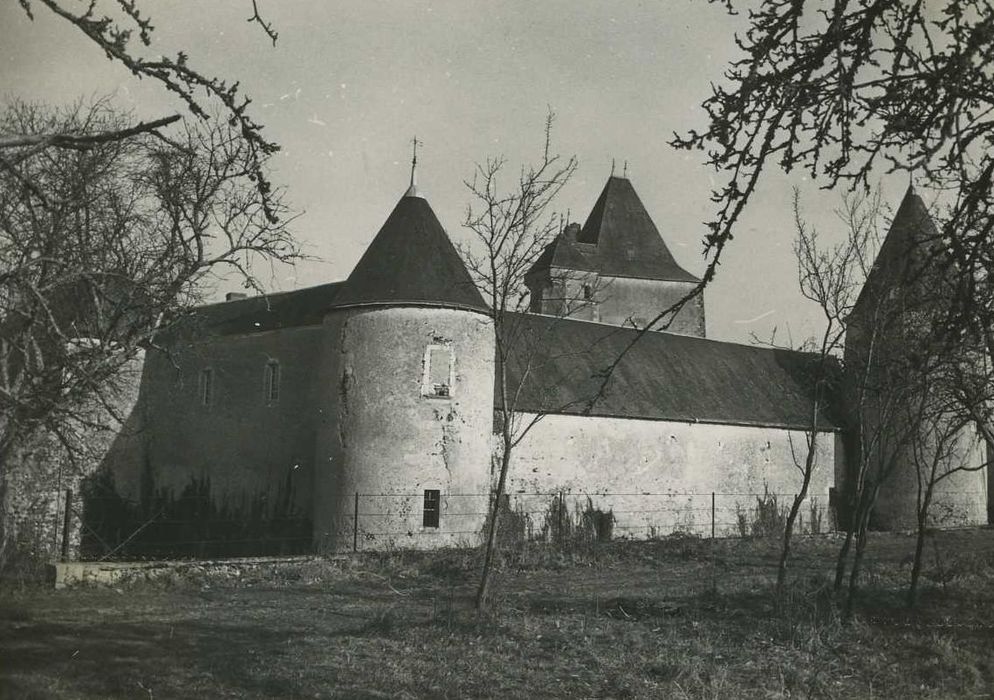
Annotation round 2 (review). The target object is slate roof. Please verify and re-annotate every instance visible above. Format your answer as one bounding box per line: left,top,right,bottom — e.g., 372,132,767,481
528,227,597,274
171,282,345,337
530,176,700,283
853,186,943,313
333,192,488,312
502,312,842,430
166,191,489,339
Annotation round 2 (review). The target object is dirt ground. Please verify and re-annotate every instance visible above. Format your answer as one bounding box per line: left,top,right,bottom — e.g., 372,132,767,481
2,529,994,698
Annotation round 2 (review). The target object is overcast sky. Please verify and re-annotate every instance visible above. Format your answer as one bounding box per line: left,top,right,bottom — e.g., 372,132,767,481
0,1,914,345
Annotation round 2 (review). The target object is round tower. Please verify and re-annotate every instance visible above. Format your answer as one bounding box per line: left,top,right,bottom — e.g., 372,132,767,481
313,186,495,551
843,186,990,530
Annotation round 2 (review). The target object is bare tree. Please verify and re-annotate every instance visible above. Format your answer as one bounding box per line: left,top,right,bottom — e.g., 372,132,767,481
675,1,994,364
775,189,879,596
461,112,592,610
0,99,298,566
902,298,994,607
7,1,281,219
786,186,953,615
831,190,935,617
814,184,994,616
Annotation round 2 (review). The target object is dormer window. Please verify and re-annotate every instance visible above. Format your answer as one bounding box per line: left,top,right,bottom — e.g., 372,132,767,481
421,343,454,398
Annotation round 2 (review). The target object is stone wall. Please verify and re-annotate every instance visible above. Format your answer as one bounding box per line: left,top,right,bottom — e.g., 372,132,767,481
4,351,144,565
529,270,706,337
871,422,989,530
313,307,496,552
86,327,325,558
507,413,839,538
596,276,705,336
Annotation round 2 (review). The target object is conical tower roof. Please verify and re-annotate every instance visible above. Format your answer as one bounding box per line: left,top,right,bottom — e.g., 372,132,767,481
871,185,940,273
334,190,488,312
576,176,699,282
853,184,944,314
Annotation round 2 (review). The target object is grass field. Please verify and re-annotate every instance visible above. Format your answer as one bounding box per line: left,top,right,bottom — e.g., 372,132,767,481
2,530,994,698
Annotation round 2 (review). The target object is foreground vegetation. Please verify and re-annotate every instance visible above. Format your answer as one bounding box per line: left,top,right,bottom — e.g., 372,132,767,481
2,530,994,698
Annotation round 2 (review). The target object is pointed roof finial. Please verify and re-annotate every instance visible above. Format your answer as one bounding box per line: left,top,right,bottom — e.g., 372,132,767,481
623,160,628,178
908,170,915,195
405,135,422,198
611,158,616,177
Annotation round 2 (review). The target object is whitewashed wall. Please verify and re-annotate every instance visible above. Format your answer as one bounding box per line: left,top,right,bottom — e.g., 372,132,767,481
507,413,840,538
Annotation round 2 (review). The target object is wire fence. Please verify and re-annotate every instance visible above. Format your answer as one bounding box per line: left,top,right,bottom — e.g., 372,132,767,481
341,490,830,552
68,487,988,561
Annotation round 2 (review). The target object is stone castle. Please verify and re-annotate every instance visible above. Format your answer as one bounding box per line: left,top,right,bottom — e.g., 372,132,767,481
73,174,989,557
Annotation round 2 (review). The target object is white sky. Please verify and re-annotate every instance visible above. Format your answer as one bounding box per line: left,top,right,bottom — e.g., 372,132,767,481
0,1,914,345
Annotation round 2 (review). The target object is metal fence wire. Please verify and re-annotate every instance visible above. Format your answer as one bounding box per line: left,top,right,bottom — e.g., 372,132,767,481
65,487,988,560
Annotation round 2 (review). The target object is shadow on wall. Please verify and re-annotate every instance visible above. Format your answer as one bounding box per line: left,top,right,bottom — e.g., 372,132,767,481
79,468,312,560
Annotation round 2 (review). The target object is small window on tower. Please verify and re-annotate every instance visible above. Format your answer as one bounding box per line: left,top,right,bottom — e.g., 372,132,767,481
422,344,454,398
199,368,214,407
264,360,280,405
582,283,593,301
423,489,440,528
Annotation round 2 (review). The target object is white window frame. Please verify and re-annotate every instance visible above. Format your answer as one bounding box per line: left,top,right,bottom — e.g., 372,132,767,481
421,343,455,398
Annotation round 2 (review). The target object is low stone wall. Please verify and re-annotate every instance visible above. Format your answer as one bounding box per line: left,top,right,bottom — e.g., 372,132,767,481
47,554,329,589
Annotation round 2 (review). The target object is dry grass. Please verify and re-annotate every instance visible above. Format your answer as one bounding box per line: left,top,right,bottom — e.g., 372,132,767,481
2,530,994,698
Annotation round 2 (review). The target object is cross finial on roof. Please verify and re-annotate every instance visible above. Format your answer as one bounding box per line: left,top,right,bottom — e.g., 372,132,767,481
410,136,421,187
405,136,423,198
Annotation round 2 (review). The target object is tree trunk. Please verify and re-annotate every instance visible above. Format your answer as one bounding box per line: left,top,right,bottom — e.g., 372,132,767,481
0,437,15,573
777,433,817,597
475,443,512,610
908,485,933,608
834,528,854,591
845,484,880,618
845,524,869,619
0,473,8,572
834,487,861,590
776,493,802,596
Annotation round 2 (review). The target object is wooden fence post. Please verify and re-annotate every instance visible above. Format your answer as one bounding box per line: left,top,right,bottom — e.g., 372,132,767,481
711,491,714,539
60,489,73,562
353,492,359,553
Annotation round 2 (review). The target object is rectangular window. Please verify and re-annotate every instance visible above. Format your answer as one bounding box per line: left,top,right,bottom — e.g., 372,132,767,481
199,368,213,406
422,344,454,398
423,489,440,528
264,360,280,405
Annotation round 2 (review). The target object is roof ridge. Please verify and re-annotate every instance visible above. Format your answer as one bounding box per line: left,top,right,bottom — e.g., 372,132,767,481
193,281,345,312
507,310,805,354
